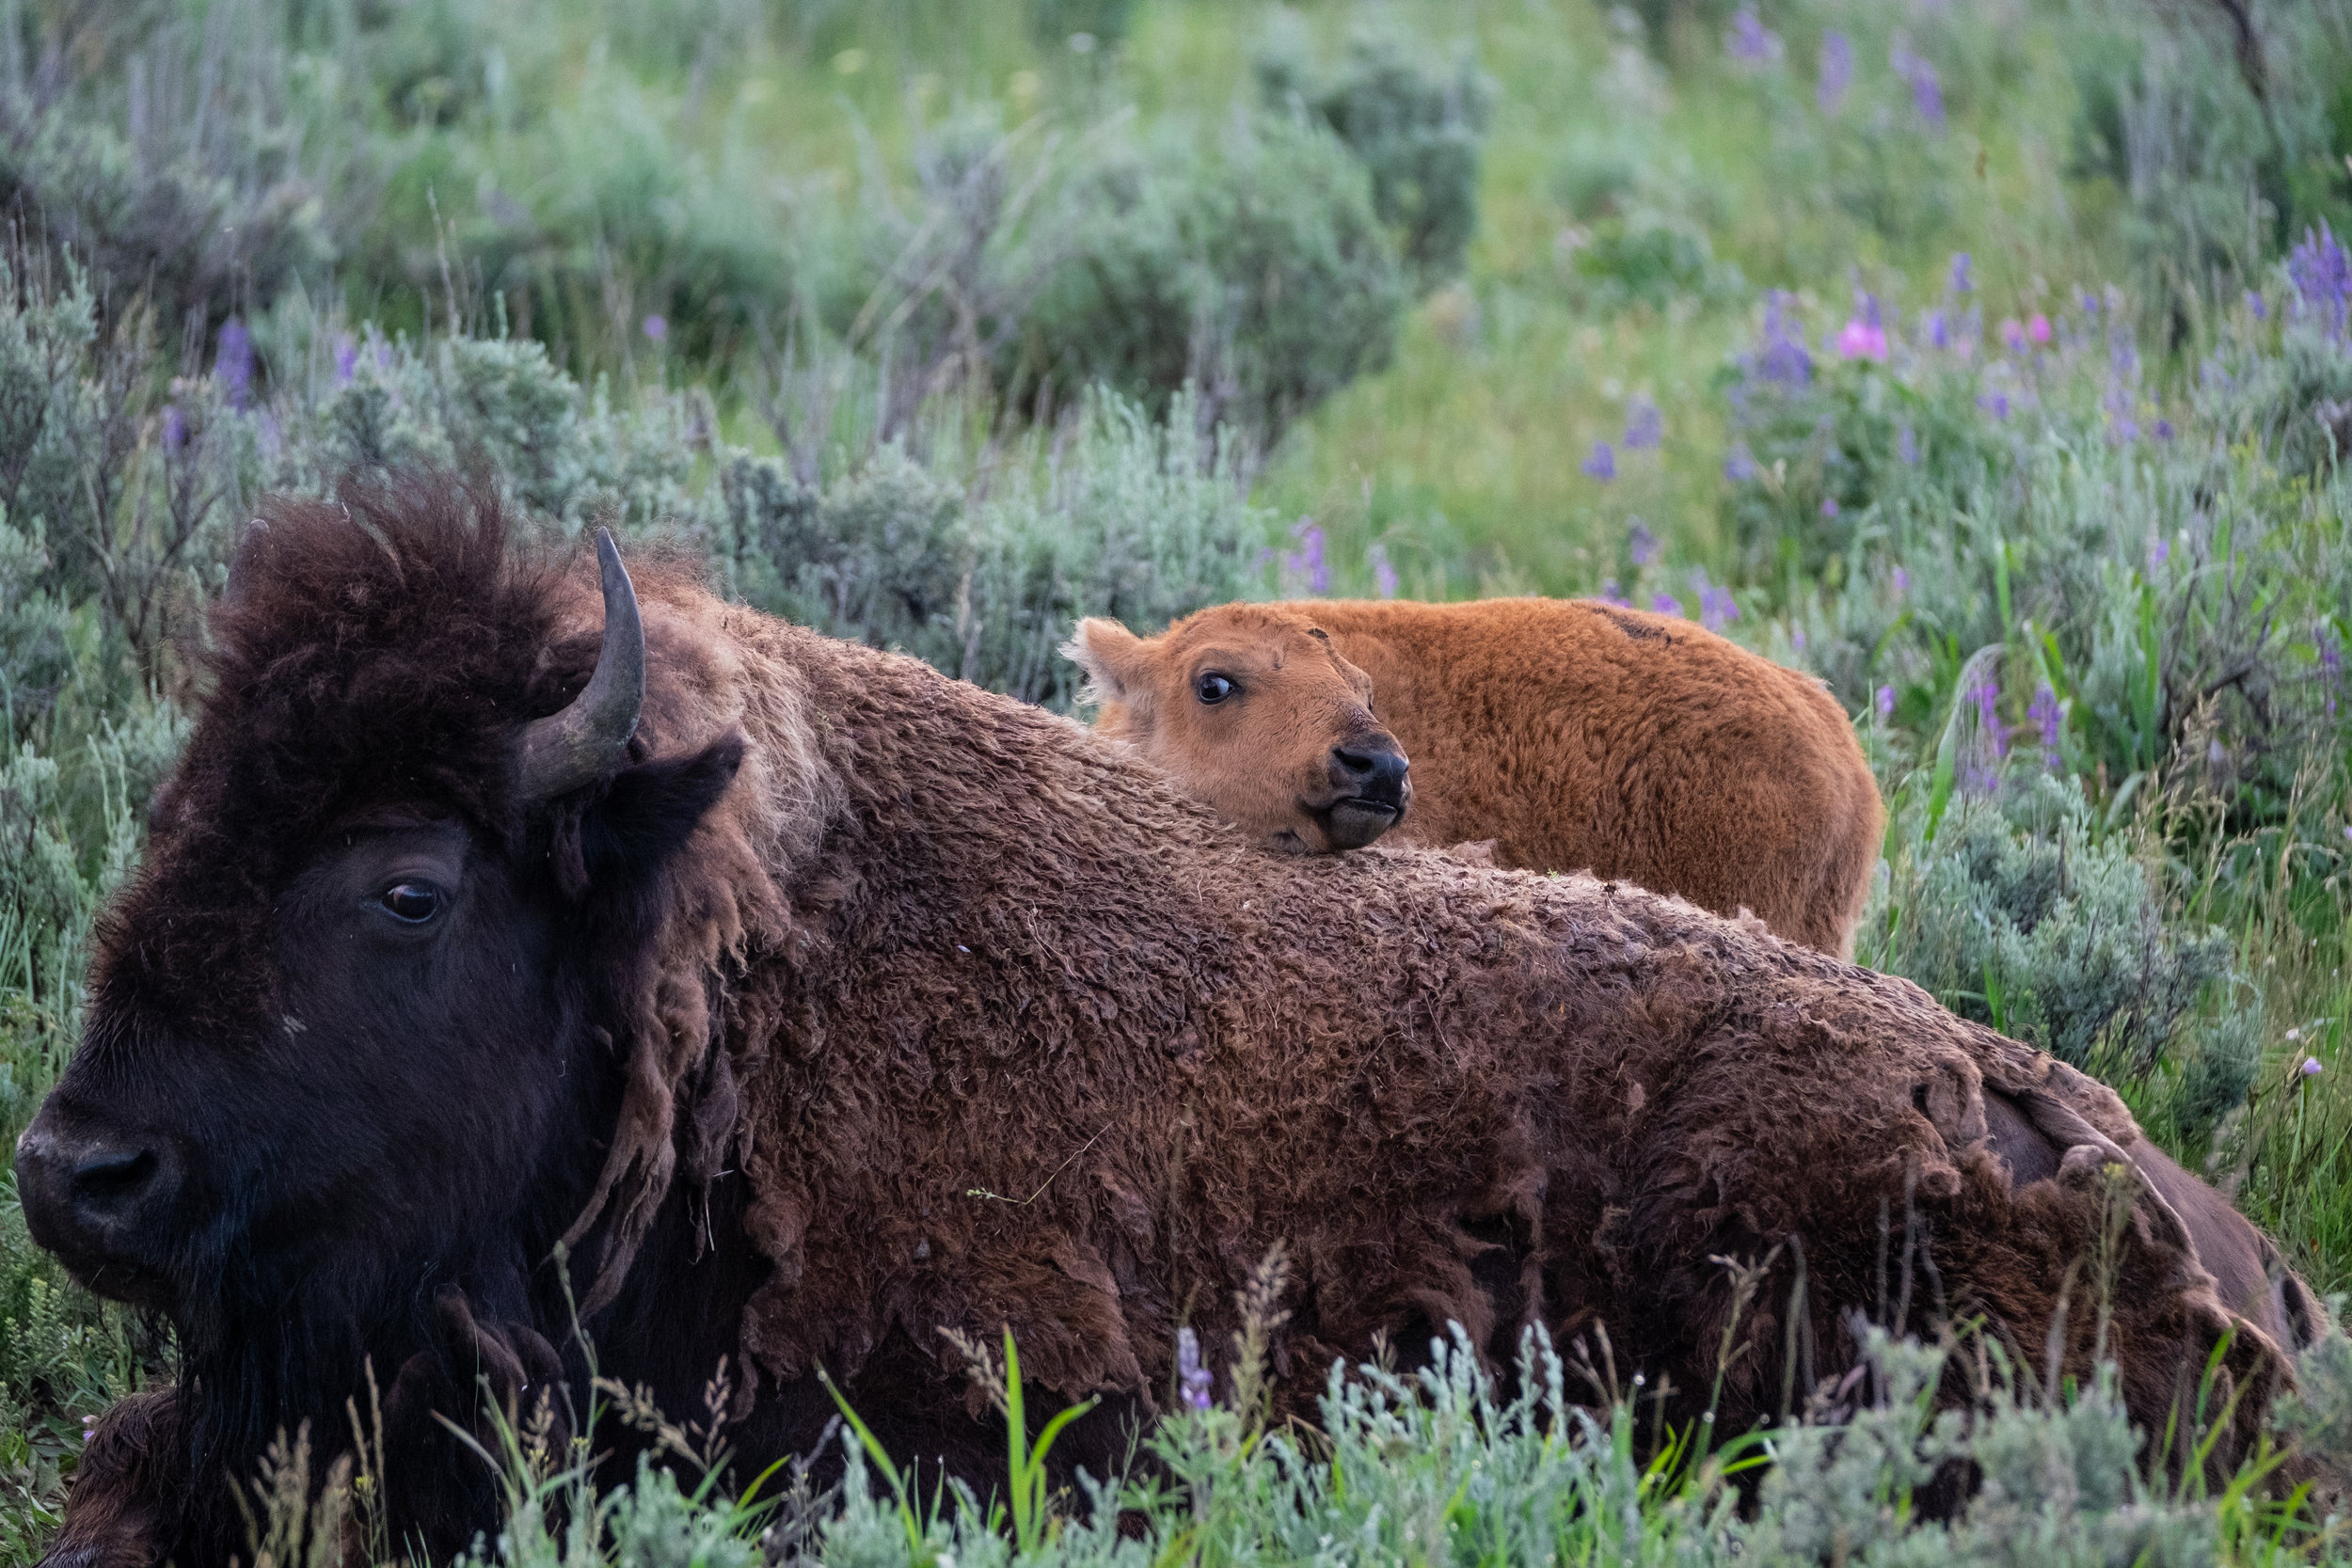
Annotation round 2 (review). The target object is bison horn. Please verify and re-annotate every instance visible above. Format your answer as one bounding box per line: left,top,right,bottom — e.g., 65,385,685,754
516,528,644,800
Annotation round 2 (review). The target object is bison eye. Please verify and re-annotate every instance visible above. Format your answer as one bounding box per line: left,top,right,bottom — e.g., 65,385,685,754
1195,673,1236,705
378,882,443,924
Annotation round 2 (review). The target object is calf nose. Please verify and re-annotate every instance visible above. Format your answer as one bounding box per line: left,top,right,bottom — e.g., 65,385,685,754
1329,741,1410,800
13,1123,176,1254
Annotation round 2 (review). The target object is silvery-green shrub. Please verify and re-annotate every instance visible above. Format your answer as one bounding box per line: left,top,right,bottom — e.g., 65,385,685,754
1018,110,1406,444
712,390,1269,711
1873,776,2258,1145
1253,19,1497,292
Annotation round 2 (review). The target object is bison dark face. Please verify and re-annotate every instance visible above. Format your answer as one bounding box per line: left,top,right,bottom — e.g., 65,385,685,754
19,816,554,1306
12,493,742,1562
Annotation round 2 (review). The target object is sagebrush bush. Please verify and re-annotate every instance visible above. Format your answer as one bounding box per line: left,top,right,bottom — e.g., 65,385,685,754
1870,776,2260,1146
2066,0,2352,316
712,389,1269,708
0,3,354,336
1017,109,1406,444
0,514,72,728
2198,232,2352,479
1252,18,1497,292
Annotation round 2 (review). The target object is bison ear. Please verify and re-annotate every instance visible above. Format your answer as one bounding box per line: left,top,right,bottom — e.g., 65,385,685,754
571,734,745,892
1062,618,1151,714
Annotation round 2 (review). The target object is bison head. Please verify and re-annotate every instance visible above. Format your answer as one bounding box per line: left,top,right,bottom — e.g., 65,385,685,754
1066,604,1410,852
12,484,744,1558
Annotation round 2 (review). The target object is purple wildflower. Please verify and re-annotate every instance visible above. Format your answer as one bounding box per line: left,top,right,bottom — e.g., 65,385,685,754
1652,592,1684,618
1820,497,1840,518
1818,31,1851,113
1583,441,1617,481
2028,313,2051,345
2287,222,2351,341
1836,307,1889,361
1876,685,1896,721
1912,62,1945,130
2153,418,2174,441
1890,39,1944,131
2027,682,2061,769
1791,626,1805,652
1624,397,1663,451
215,317,253,409
643,313,669,344
1962,674,2006,793
1999,318,2026,352
2150,537,2169,571
1974,676,2005,757
1899,424,1918,465
1692,571,1739,632
1727,8,1782,64
1629,522,1659,566
1176,1327,1214,1411
161,404,186,451
1892,566,1910,594
2303,1056,2326,1080
1599,578,1632,608
1724,441,1758,483
2246,290,2267,322
333,334,358,386
1979,389,2010,419
1926,309,1950,350
1283,517,1328,595
1368,543,1398,599
1759,292,1813,387
1948,253,1974,294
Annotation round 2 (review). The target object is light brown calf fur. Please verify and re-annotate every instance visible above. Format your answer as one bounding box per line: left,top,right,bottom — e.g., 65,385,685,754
1070,596,1885,956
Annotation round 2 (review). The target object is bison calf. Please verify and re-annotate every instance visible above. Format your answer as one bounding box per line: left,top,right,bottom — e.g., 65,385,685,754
1069,596,1884,955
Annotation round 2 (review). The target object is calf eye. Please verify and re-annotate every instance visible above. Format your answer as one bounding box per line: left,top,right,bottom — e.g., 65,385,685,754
1196,673,1236,705
378,882,443,924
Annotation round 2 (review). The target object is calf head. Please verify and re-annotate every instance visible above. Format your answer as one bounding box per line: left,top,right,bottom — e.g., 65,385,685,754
13,485,742,1561
1066,603,1410,852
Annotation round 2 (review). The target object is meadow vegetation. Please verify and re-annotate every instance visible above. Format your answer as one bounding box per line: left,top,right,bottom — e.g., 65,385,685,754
5,0,2352,1560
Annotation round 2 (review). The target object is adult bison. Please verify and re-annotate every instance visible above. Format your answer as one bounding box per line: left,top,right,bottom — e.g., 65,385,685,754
1068,597,1883,955
17,484,2313,1566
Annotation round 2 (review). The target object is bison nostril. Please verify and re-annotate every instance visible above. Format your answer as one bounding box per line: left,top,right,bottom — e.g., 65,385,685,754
71,1147,159,1205
1331,745,1409,789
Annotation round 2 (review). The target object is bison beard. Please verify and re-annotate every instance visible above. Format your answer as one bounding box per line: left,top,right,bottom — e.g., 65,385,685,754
17,481,2319,1566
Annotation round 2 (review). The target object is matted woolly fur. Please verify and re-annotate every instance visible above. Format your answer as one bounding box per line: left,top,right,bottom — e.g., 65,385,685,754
569,548,2296,1454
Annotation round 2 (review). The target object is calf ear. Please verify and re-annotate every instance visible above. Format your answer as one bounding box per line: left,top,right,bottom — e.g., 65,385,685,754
565,734,745,895
1062,618,1152,714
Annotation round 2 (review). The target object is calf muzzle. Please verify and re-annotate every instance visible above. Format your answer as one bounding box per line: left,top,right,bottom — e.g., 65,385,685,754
1320,738,1412,848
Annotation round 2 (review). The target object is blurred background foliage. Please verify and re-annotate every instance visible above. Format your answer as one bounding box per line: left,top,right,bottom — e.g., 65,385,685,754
4,0,2352,1557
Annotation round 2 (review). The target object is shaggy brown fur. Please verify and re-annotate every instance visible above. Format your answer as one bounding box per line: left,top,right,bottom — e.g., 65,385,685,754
22,488,2312,1564
37,1392,183,1568
1070,597,1885,956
